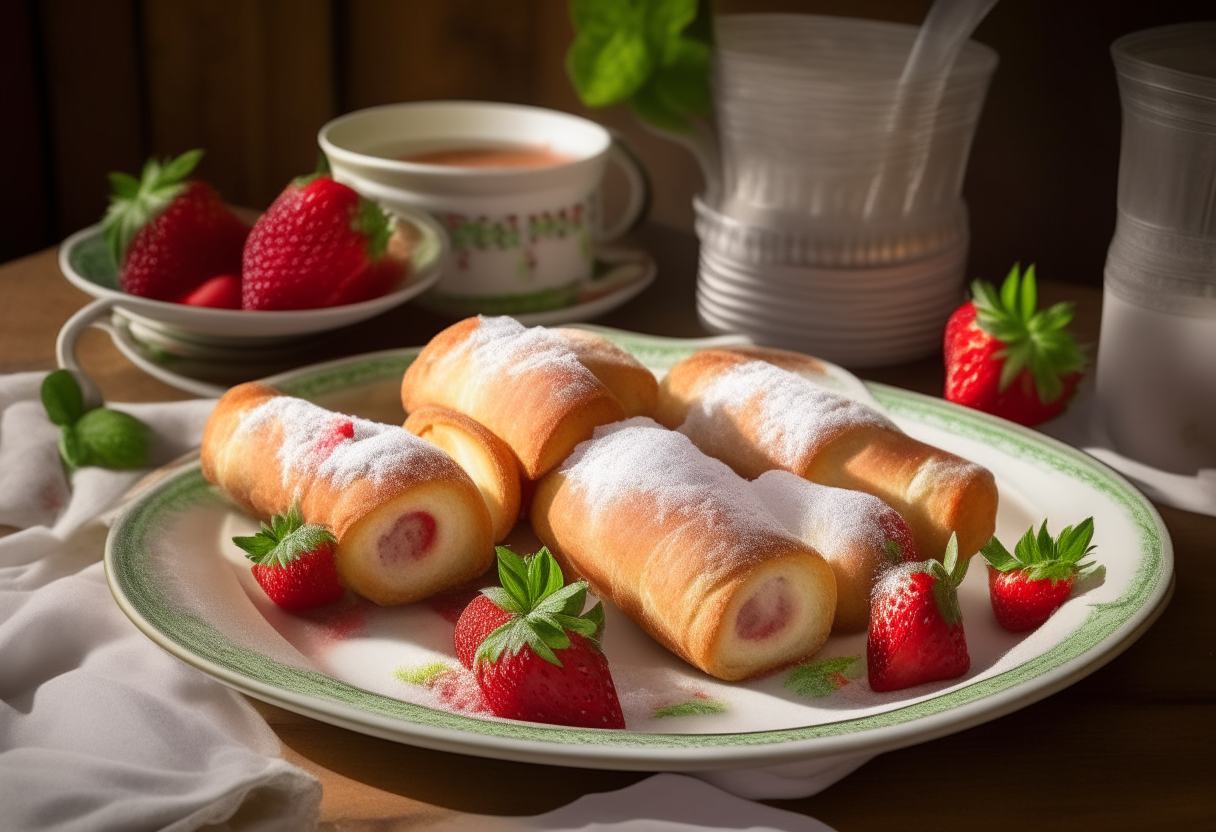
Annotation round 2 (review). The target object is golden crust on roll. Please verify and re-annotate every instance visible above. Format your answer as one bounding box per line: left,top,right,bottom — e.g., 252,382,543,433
202,382,494,605
753,469,919,632
400,317,643,480
552,327,660,418
404,405,521,543
531,417,837,681
659,347,998,560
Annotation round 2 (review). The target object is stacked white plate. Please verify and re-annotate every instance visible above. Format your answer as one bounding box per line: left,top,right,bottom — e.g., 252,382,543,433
694,198,969,367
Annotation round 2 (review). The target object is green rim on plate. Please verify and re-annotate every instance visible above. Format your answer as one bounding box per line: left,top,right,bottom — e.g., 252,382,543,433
105,329,1171,758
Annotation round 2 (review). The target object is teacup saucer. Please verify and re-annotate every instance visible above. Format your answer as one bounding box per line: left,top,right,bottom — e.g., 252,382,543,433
417,243,656,326
101,313,336,397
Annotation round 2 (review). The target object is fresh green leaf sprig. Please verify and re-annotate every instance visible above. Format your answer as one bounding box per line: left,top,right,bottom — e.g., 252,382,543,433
981,517,1104,585
971,263,1089,403
475,546,605,669
41,369,150,471
567,0,713,133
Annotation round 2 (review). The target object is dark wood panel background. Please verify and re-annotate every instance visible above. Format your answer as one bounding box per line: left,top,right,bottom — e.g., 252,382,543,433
4,0,1212,288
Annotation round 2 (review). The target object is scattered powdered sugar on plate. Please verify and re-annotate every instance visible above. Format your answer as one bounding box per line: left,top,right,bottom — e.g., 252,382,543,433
753,469,892,551
449,316,603,403
680,360,896,467
237,395,450,492
559,417,791,551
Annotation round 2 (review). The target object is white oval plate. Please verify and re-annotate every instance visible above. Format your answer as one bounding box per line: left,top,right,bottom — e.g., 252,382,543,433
58,205,448,342
105,330,1172,778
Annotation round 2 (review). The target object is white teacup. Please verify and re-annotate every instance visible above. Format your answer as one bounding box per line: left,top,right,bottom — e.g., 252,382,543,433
319,101,650,315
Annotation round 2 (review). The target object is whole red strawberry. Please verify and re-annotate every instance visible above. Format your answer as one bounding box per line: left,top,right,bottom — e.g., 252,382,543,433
242,175,406,310
868,533,970,692
233,506,345,610
103,150,249,302
944,264,1087,426
981,517,1103,632
457,546,625,729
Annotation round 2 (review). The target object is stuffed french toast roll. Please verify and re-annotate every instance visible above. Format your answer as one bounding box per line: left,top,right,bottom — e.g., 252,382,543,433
201,382,494,606
659,347,998,561
753,470,919,632
531,417,836,682
404,405,520,543
400,316,659,480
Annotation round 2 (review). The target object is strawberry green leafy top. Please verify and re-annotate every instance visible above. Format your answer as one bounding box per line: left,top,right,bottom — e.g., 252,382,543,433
927,533,969,627
980,517,1104,585
476,547,605,668
102,149,204,266
232,506,337,568
971,263,1088,403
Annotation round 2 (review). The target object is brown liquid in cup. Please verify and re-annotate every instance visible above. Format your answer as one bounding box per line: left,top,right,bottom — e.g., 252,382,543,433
401,145,574,169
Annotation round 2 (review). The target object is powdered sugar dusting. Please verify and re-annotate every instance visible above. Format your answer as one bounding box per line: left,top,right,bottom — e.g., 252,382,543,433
559,417,791,555
237,396,450,493
906,454,986,502
445,316,602,404
753,469,892,551
680,361,895,468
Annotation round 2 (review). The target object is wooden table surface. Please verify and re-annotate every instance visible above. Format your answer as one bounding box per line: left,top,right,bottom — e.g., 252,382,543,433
2,224,1212,831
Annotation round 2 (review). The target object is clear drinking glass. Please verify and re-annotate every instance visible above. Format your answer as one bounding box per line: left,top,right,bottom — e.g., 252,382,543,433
1095,22,1216,473
694,15,997,366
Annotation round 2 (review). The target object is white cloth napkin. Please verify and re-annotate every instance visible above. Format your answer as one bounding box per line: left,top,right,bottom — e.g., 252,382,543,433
0,372,320,832
432,774,839,831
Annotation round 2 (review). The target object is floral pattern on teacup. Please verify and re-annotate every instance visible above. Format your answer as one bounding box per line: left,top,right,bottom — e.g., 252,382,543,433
441,202,592,283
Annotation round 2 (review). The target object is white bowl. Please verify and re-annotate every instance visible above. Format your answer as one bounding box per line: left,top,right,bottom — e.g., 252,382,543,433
58,204,448,345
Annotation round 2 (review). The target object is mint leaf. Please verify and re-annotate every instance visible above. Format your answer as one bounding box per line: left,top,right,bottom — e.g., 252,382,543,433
567,0,712,132
58,425,90,470
654,698,727,718
393,662,452,686
785,655,862,698
41,369,85,427
567,0,653,106
74,407,149,469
